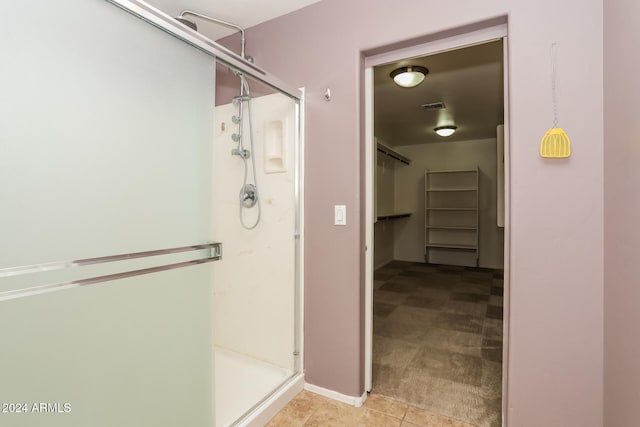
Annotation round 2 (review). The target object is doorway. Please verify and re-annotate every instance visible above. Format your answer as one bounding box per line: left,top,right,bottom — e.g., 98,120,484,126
364,24,509,427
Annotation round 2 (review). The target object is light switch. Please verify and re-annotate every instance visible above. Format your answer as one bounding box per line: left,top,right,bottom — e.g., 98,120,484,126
334,205,346,226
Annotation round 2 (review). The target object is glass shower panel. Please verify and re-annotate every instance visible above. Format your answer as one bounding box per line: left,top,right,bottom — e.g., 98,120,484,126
0,1,216,426
212,68,300,425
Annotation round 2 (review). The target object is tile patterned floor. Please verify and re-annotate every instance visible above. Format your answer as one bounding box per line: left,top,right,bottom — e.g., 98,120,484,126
372,261,504,427
269,261,503,427
267,390,477,427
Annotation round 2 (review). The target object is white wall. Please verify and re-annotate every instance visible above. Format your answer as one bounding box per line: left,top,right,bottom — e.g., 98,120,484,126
212,92,297,370
376,150,396,216
393,139,504,268
374,150,397,268
374,221,394,269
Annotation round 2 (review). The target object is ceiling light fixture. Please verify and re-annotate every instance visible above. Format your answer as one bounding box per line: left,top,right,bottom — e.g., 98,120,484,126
434,125,457,137
390,66,429,88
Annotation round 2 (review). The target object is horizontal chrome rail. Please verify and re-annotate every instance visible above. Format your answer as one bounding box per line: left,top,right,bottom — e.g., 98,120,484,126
106,0,301,100
0,242,221,302
0,243,221,278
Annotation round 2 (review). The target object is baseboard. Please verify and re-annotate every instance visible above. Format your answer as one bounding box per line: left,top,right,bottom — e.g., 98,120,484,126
304,383,368,408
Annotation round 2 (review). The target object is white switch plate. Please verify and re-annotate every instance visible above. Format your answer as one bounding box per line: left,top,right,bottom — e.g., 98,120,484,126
334,205,346,226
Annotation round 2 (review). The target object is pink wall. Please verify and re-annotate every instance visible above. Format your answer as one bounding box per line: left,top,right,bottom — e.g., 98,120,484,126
604,0,640,425
233,0,605,425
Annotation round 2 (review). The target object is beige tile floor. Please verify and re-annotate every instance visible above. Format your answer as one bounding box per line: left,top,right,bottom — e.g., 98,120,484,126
266,390,477,427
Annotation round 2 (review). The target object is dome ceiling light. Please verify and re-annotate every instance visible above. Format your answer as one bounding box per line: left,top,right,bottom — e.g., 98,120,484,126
390,66,429,88
434,125,457,137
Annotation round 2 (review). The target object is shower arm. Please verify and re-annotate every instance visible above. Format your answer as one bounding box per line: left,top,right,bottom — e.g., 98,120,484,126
179,10,246,59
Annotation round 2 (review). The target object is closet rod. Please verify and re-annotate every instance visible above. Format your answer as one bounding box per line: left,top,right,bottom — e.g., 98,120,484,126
376,142,411,165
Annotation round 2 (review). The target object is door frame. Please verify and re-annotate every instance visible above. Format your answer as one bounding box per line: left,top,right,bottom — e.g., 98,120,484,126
363,21,510,425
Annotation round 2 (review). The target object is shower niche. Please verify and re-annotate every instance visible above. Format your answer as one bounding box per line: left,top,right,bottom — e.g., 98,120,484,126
265,118,289,173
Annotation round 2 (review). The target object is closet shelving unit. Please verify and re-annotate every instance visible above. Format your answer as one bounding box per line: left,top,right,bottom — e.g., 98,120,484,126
424,168,479,266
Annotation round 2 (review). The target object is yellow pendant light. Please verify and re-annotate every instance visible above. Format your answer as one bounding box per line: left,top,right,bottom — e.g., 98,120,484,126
540,43,571,158
541,128,570,158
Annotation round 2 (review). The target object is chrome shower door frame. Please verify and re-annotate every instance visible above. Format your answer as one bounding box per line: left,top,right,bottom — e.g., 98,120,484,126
108,0,305,369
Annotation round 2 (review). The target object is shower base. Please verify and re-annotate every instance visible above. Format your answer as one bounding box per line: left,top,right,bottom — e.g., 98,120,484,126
215,347,300,426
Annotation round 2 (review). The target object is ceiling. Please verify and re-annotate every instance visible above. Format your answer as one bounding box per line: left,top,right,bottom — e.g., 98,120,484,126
144,0,321,41
374,40,504,147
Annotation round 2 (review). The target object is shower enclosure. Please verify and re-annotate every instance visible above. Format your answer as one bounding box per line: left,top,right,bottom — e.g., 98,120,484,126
0,1,303,426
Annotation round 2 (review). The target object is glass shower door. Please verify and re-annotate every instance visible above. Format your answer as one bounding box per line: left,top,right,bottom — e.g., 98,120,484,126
212,67,302,426
0,1,217,426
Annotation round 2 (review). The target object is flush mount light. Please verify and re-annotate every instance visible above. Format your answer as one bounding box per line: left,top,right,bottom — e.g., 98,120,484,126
434,125,457,137
390,66,429,88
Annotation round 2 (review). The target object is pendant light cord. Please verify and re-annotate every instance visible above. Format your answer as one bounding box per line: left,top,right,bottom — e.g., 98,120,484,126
551,42,558,128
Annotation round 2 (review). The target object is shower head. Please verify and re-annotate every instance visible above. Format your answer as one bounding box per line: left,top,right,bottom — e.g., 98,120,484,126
178,10,247,60
175,17,197,31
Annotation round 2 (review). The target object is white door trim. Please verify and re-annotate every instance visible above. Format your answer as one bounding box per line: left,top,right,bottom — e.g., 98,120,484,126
364,23,507,68
363,22,508,410
500,35,511,427
364,67,375,392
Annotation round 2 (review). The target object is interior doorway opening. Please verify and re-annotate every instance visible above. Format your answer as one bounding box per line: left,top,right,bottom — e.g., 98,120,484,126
364,23,509,427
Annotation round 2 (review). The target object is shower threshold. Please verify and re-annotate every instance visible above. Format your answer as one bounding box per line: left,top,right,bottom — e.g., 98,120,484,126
215,347,295,426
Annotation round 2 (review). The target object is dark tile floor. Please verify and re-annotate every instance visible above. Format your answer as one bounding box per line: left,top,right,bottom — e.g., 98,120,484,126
372,261,504,427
